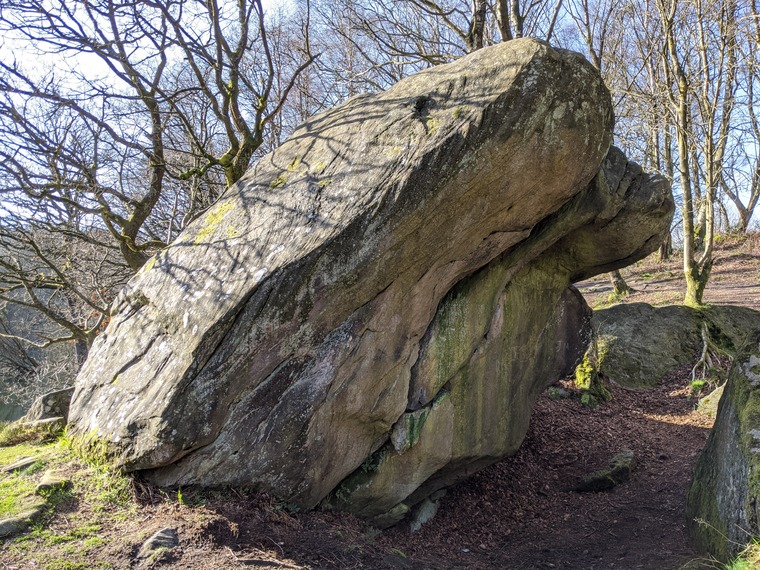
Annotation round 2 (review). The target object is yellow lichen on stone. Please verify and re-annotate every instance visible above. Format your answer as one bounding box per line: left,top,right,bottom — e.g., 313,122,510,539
287,157,301,172
269,173,288,189
311,161,327,174
141,256,157,274
422,115,441,134
194,201,235,245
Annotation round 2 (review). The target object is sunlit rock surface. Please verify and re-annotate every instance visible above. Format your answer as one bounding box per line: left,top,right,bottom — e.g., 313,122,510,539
68,38,672,525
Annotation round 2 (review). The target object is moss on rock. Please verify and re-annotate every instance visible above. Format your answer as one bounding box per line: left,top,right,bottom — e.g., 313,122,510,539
685,307,760,561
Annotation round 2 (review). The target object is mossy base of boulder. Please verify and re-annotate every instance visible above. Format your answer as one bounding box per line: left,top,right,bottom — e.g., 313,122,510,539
685,306,760,561
574,352,612,406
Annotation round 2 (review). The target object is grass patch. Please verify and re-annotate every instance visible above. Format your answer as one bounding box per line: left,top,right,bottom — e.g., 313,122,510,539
0,441,63,520
726,541,760,569
0,420,62,447
0,474,40,519
1,436,138,569
0,441,54,466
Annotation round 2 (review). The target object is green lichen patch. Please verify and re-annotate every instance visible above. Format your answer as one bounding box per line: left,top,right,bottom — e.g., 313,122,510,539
391,409,430,454
421,115,441,134
452,106,469,119
269,173,288,189
193,201,236,244
390,390,449,454
574,350,611,407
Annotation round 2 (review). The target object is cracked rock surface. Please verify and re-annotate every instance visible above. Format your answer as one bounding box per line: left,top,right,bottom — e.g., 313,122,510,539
68,38,672,524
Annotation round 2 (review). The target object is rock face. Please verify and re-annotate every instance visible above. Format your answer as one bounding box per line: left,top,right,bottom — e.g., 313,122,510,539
686,308,760,561
593,304,760,389
24,387,74,422
592,304,704,388
68,38,673,524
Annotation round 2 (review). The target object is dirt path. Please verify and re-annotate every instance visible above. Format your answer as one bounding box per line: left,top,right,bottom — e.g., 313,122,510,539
379,376,713,569
578,234,760,310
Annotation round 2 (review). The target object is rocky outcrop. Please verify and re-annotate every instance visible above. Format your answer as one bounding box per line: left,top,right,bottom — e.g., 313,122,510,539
24,387,74,422
67,38,672,524
592,304,704,388
686,309,760,561
323,146,673,524
593,304,760,389
589,302,760,559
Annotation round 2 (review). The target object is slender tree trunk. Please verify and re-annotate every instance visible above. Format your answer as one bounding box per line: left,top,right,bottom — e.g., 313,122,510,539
75,339,89,367
658,233,672,261
496,0,513,41
609,269,632,296
466,0,488,52
510,0,524,38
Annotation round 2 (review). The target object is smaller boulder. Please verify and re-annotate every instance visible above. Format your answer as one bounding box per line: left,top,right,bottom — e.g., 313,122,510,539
0,496,46,538
1,456,39,473
575,450,636,492
24,387,74,422
137,527,179,560
35,469,71,493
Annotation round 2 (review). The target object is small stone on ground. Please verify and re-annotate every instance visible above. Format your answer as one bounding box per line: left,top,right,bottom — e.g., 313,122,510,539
137,527,179,559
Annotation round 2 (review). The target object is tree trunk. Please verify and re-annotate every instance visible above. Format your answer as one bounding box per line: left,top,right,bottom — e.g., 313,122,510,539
658,233,672,261
609,269,632,296
466,0,488,52
496,0,513,41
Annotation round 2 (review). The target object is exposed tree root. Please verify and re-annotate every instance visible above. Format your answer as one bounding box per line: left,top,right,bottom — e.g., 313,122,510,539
691,321,732,382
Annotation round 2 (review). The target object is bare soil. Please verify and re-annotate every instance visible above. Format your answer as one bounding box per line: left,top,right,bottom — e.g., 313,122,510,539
577,233,760,310
2,234,758,570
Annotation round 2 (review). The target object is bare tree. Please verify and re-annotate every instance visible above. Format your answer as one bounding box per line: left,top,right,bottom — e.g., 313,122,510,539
657,0,738,306
0,0,316,370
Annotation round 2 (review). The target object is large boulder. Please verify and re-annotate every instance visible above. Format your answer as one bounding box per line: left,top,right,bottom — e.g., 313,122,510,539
686,308,760,561
67,38,672,522
592,304,760,389
592,304,704,388
325,144,673,524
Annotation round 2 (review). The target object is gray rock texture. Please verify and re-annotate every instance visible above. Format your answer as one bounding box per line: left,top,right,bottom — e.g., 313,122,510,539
137,527,179,559
592,303,704,388
67,38,672,523
685,308,760,561
594,304,760,389
25,387,74,422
